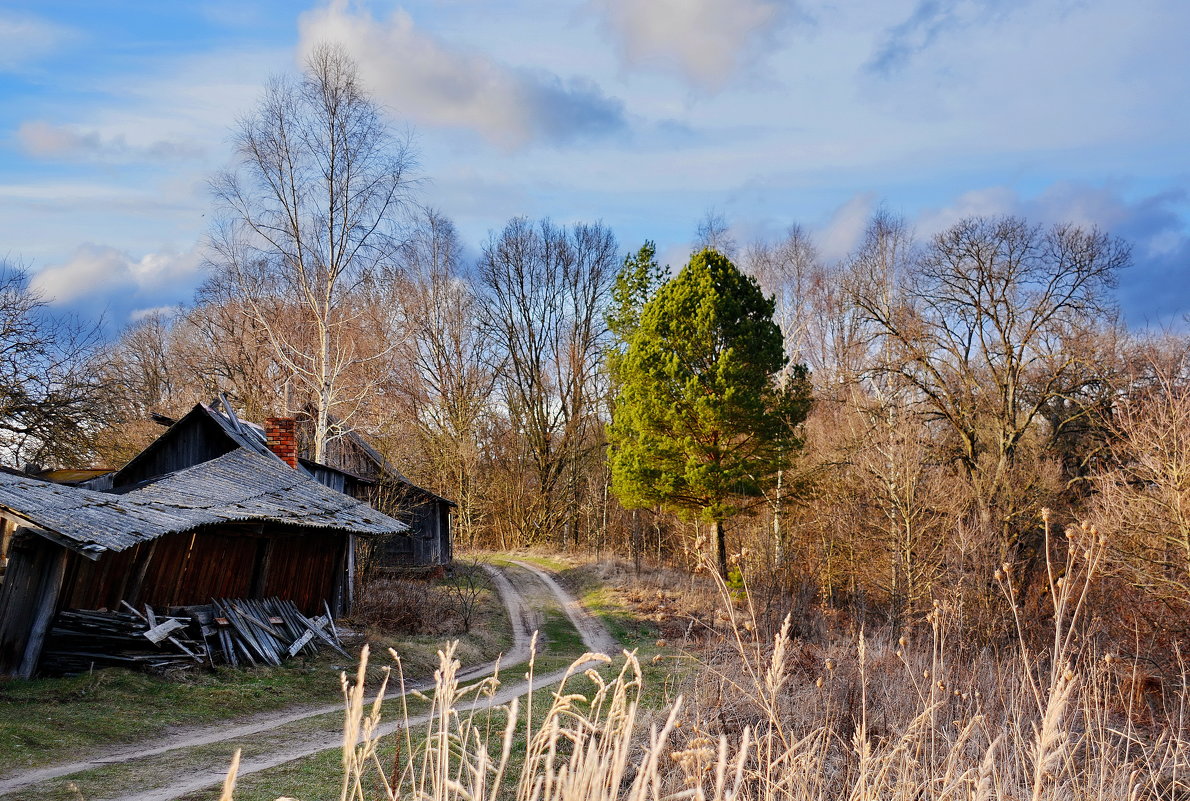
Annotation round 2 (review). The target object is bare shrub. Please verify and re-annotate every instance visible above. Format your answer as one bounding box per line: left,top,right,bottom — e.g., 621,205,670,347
442,559,485,632
350,578,457,635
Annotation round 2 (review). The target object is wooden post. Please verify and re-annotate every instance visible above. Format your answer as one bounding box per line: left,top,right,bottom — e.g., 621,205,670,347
125,540,159,606
18,545,67,678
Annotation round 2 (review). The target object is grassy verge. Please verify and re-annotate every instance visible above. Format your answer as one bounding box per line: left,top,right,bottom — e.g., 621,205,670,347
0,659,346,777
0,567,510,778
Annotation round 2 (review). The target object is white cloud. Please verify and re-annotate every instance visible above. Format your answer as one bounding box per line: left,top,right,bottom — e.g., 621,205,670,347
0,11,77,71
815,193,878,263
592,0,795,90
16,120,205,163
31,244,204,310
130,305,182,322
297,1,627,149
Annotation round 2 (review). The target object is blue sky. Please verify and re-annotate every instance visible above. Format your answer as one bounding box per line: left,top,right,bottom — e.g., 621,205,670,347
2,0,1188,329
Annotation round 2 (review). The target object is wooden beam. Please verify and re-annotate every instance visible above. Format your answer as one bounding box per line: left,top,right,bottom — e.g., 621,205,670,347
16,544,68,678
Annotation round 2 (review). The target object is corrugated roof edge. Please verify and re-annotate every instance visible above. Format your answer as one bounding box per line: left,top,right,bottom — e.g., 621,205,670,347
0,448,409,559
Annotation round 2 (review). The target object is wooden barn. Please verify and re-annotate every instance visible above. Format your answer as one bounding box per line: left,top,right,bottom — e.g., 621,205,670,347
0,446,408,678
95,400,455,569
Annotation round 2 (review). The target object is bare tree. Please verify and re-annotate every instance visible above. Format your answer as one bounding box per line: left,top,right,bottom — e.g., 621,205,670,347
208,43,415,461
694,209,737,258
389,209,495,546
1093,344,1190,608
0,262,111,467
745,224,820,373
478,217,618,546
854,216,1129,565
177,282,286,422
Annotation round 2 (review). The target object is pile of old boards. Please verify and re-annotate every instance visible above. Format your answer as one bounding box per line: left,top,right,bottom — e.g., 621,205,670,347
39,597,349,675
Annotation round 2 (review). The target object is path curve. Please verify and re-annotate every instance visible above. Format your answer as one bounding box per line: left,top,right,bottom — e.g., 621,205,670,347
0,564,534,797
507,560,617,656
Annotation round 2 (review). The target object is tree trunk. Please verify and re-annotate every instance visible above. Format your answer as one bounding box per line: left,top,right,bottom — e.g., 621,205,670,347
772,468,784,566
713,519,728,580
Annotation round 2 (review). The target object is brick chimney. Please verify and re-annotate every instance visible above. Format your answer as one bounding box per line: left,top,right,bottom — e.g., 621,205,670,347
264,417,298,468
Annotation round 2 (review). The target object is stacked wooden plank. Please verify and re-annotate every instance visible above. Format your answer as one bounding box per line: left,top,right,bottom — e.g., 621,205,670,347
37,597,348,675
39,607,206,674
205,597,349,667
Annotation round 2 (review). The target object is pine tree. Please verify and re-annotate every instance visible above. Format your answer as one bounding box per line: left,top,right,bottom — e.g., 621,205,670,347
607,248,811,577
606,241,666,352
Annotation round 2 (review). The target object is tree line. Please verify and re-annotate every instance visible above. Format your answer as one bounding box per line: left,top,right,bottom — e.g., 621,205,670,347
6,46,1189,649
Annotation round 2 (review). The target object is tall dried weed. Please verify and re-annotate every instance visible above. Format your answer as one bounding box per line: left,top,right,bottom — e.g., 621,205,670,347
222,523,1189,800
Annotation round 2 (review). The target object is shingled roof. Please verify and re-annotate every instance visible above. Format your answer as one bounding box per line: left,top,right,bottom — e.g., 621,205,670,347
0,448,409,559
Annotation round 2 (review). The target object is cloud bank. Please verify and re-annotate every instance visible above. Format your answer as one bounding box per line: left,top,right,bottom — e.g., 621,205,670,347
298,2,627,149
17,121,206,163
31,245,205,325
0,11,77,71
592,0,796,90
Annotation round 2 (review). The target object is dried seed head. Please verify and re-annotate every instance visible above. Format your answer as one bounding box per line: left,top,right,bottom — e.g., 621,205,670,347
825,659,835,671
815,676,824,688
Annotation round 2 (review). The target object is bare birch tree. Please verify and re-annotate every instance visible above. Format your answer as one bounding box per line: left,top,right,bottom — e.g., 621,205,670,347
208,43,415,461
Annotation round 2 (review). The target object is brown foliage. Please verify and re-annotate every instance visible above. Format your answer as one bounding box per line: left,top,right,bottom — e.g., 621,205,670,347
349,578,459,636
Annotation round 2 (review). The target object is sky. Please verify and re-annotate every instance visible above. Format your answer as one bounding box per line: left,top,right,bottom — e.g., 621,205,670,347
1,0,1188,330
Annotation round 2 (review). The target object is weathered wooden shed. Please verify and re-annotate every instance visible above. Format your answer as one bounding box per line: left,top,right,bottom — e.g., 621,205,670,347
105,401,454,568
296,427,454,568
0,447,408,678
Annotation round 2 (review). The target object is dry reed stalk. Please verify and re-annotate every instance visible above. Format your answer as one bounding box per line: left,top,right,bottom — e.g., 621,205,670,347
218,748,241,801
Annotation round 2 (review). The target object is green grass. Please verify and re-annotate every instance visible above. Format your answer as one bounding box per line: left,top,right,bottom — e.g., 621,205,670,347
489,551,572,572
0,570,511,778
0,660,346,777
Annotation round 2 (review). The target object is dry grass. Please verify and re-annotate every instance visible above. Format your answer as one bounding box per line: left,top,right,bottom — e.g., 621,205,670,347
219,527,1190,801
350,578,460,636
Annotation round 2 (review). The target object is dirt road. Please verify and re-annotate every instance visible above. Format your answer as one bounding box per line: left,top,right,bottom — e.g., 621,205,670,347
0,561,614,801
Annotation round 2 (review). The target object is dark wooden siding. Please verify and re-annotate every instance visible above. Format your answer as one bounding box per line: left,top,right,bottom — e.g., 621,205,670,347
260,532,344,612
56,525,345,615
0,534,67,677
112,413,236,489
376,496,449,566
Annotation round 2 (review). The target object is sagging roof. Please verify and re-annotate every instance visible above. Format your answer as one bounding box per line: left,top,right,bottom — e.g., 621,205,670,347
0,448,409,559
